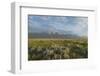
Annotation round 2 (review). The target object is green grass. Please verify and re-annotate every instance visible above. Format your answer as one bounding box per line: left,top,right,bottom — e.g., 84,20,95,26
28,39,88,60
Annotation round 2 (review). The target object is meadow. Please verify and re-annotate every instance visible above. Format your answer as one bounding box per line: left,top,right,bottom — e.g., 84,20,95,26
28,39,88,60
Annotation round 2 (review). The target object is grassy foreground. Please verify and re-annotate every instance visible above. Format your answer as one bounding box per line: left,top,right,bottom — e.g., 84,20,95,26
28,39,88,60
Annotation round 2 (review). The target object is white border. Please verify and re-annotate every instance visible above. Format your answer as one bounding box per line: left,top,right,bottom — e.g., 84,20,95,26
11,2,96,74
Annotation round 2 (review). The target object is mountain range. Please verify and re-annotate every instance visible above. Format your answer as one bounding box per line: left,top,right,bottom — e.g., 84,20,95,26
28,32,82,39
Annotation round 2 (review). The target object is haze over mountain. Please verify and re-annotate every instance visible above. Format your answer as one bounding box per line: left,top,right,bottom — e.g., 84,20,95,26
28,15,88,39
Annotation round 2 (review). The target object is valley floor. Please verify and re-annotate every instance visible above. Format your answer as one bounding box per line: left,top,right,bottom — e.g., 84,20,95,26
28,38,88,60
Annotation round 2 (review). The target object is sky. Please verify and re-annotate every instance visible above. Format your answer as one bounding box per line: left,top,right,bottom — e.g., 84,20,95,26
28,15,88,37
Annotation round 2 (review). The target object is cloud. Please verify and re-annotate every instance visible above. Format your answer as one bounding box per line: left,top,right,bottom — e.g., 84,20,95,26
28,15,88,37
